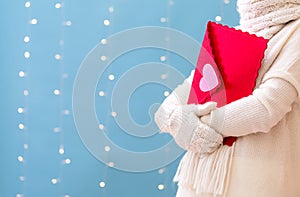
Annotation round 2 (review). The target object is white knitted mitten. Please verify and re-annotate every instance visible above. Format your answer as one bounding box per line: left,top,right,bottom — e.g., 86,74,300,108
168,102,223,154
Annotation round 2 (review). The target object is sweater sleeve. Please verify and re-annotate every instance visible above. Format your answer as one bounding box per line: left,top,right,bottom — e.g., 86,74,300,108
202,77,298,137
154,70,194,133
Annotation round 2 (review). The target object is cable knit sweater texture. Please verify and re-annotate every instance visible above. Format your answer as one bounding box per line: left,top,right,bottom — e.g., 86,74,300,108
155,14,300,197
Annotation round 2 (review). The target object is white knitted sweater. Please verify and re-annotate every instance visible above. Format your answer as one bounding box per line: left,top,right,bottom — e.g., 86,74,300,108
156,19,300,196
204,18,300,197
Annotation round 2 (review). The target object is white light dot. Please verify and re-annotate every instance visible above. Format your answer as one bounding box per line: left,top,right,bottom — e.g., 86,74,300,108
51,178,58,184
100,55,107,61
158,168,165,174
101,39,107,45
62,73,68,79
158,184,165,190
59,147,65,155
55,3,62,9
18,156,24,162
16,194,23,197
224,0,230,4
108,74,115,81
65,158,71,164
63,109,70,115
53,89,60,95
108,6,114,13
19,176,25,181
104,146,111,152
111,111,117,117
24,51,30,59
160,56,167,62
24,36,30,43
104,19,110,26
59,40,64,46
30,18,38,25
24,144,29,149
160,17,167,23
25,1,31,8
99,181,106,188
160,74,168,80
63,195,70,197
19,71,25,78
108,162,115,167
24,90,29,96
65,20,72,26
18,123,25,130
99,91,105,97
55,54,62,60
54,127,61,133
98,124,105,130
164,91,170,97
17,107,24,113
215,16,222,22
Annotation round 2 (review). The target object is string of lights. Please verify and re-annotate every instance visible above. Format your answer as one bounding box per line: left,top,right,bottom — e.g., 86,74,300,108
53,1,72,197
159,1,173,196
98,2,115,196
16,1,34,197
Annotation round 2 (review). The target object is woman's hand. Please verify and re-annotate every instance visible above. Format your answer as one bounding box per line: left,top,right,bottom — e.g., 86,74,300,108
155,102,223,154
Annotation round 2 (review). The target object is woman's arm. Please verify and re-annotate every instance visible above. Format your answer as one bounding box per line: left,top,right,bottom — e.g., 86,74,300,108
201,77,298,137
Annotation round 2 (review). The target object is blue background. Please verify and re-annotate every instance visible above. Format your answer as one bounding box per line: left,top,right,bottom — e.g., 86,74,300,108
0,0,239,196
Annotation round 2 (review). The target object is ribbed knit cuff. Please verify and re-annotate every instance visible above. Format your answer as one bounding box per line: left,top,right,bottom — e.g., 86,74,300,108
188,122,223,154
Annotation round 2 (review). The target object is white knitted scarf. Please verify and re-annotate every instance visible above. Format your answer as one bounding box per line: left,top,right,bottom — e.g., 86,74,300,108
174,1,300,197
237,0,300,38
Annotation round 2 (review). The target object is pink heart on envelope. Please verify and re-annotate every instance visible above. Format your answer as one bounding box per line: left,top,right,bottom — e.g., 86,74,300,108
199,64,219,92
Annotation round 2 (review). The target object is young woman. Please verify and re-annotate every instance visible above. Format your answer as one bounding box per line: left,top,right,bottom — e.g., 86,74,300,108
155,0,300,196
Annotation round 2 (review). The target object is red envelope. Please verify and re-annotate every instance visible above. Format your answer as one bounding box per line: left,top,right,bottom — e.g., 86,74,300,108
188,21,269,146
